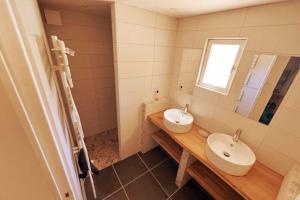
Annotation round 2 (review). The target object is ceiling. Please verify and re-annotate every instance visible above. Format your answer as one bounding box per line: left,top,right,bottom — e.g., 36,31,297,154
38,0,113,16
118,0,285,18
38,0,285,18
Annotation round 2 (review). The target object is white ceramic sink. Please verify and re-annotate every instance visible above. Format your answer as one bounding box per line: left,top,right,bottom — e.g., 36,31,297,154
163,109,193,133
205,133,256,176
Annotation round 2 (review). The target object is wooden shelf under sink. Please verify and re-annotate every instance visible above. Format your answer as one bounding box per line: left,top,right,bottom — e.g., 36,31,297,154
188,161,243,200
152,130,182,163
148,111,283,200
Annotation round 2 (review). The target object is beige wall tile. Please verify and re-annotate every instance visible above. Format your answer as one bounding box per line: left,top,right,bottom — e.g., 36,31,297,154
115,3,156,27
275,24,300,55
71,67,93,80
92,66,114,79
197,8,246,30
82,123,100,137
119,90,150,108
244,1,300,27
119,104,143,157
117,22,155,45
151,75,171,89
118,61,153,78
155,29,177,46
90,54,113,66
260,126,300,162
256,145,295,175
69,54,91,67
193,87,219,104
117,44,154,61
59,25,90,40
271,106,300,137
194,28,241,48
64,40,90,54
94,78,115,89
176,31,197,48
190,98,215,130
152,62,173,75
72,79,94,91
95,87,116,101
119,77,152,94
90,42,113,55
178,16,198,31
155,14,178,31
285,77,300,111
44,8,117,136
77,100,97,113
154,46,174,61
86,28,112,42
72,88,96,103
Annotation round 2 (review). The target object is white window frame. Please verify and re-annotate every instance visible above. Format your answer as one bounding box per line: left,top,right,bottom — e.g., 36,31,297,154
196,38,247,95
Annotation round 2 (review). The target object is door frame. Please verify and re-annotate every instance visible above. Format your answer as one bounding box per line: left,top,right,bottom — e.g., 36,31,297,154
0,0,83,199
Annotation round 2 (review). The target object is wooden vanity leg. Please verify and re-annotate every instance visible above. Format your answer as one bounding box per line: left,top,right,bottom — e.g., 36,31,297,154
176,149,196,187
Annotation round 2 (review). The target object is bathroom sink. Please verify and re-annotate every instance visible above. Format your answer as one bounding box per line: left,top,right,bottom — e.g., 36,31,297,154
163,109,194,133
205,133,256,176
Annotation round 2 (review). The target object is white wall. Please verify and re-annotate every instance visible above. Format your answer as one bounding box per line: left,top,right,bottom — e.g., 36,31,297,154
112,3,178,158
171,0,300,175
0,0,82,198
0,82,58,200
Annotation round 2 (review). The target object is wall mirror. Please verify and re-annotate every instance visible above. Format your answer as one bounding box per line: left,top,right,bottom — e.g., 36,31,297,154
173,45,300,126
234,54,300,125
175,48,202,95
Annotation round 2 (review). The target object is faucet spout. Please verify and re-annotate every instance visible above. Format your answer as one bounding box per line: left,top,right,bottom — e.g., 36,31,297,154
182,104,189,114
233,128,242,143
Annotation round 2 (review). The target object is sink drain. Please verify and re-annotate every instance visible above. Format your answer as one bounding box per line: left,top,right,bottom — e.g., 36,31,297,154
223,151,230,157
175,120,180,124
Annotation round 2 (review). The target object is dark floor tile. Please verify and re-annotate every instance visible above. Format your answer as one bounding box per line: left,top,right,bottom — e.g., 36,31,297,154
171,180,212,200
138,147,169,168
151,159,179,195
85,166,121,200
104,189,128,200
113,154,147,185
125,172,167,200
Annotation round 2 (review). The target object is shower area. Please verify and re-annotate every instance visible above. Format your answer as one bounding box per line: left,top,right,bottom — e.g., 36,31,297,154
38,0,119,169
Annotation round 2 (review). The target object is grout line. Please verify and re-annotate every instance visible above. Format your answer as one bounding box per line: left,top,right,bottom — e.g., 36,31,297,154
112,165,130,200
121,154,169,188
166,187,181,200
102,188,123,200
101,153,171,200
149,157,169,170
123,170,149,187
137,153,170,197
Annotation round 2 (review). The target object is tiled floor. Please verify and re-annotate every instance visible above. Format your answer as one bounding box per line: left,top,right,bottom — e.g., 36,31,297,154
85,147,213,200
85,128,120,169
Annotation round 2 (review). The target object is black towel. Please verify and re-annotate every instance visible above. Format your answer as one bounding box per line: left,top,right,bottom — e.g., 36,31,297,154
78,149,99,179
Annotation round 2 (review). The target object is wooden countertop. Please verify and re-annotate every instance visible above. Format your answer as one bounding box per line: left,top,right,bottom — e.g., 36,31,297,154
148,111,283,200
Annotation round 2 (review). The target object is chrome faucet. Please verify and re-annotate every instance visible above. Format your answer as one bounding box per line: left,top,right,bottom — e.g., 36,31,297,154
182,104,189,114
232,128,242,143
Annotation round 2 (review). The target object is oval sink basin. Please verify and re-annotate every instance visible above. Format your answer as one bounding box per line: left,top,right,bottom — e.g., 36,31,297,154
163,109,193,133
205,133,256,176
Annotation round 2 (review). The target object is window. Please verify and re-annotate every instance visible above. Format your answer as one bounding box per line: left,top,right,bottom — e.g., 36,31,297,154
196,38,247,95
